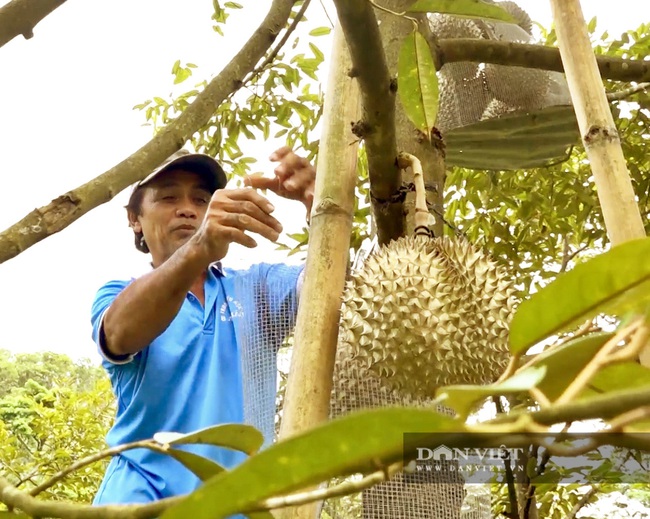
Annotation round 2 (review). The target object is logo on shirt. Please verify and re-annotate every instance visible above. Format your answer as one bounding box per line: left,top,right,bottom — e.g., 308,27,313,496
220,296,244,322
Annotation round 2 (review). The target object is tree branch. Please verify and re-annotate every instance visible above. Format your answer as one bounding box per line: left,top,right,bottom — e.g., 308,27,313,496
243,0,312,85
436,39,650,84
527,385,650,426
0,0,296,265
29,440,166,497
331,0,404,245
0,476,182,519
0,0,66,49
257,462,402,511
607,82,650,101
565,485,598,519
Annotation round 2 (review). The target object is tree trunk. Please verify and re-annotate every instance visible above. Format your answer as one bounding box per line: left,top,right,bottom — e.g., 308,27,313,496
376,5,445,238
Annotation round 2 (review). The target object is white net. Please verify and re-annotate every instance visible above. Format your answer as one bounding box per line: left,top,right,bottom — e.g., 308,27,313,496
227,232,519,518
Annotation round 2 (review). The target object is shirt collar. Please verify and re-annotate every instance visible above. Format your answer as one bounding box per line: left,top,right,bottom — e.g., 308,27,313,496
209,261,225,277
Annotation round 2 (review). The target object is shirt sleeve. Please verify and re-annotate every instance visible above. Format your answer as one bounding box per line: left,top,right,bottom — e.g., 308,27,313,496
90,279,134,366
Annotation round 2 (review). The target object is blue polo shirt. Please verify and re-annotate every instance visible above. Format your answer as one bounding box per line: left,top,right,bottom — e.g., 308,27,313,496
90,262,302,506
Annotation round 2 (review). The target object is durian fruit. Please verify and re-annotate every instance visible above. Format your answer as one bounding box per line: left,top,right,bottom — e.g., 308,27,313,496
333,234,518,404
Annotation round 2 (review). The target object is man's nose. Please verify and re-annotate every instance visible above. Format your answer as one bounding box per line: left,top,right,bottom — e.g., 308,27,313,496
176,198,198,219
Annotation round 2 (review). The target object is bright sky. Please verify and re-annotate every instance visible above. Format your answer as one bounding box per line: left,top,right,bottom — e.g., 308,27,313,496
0,0,645,361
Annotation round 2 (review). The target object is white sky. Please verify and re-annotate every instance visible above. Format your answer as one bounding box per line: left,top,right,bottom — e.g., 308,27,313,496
0,0,645,361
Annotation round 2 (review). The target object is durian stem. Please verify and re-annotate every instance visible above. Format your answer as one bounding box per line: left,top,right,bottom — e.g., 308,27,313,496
277,23,360,519
549,0,648,365
397,152,431,237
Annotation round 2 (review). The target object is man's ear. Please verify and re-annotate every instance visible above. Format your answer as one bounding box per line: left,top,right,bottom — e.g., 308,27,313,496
127,210,142,233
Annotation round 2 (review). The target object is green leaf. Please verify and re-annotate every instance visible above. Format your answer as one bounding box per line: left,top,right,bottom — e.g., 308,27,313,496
309,42,324,61
407,0,516,23
510,238,650,354
397,30,439,136
161,408,459,519
154,423,264,455
525,332,614,401
587,362,650,396
309,27,331,37
174,68,191,85
162,448,226,481
436,366,547,416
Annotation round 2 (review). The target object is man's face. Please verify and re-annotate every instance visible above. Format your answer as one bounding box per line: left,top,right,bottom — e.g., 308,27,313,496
128,168,213,267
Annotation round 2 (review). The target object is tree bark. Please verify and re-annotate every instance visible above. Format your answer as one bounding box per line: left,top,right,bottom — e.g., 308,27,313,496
331,0,404,245
436,38,650,84
377,5,445,237
0,0,66,48
0,0,296,265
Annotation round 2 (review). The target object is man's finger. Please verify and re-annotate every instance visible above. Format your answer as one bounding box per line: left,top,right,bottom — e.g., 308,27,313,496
221,188,276,214
218,197,283,233
220,213,281,243
244,175,280,192
269,146,292,162
218,226,258,249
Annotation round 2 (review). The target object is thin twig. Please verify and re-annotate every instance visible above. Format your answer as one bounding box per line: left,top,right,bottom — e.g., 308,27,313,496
560,234,571,273
555,319,643,405
608,405,650,431
258,462,402,510
318,0,334,28
495,398,520,519
529,388,551,409
514,319,599,375
608,322,650,363
243,0,312,86
565,485,598,519
607,82,650,102
496,354,522,384
29,440,167,497
367,0,402,16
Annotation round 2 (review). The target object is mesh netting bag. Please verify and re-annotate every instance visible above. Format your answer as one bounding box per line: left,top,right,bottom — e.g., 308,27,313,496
323,234,518,519
433,0,578,170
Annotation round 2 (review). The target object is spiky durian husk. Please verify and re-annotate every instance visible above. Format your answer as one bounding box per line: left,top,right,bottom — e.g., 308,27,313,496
333,235,518,404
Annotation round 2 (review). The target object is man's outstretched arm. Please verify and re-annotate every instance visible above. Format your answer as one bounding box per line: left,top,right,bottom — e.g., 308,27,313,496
101,188,282,359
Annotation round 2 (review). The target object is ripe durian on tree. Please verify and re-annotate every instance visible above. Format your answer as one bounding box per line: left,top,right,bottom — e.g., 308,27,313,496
331,153,519,411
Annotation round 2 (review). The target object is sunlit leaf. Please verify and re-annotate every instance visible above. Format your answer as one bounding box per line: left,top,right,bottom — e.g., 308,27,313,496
161,408,459,519
162,448,226,481
154,424,264,455
397,30,439,137
510,238,650,354
524,332,613,401
436,366,547,416
407,0,516,23
309,27,331,37
586,362,650,397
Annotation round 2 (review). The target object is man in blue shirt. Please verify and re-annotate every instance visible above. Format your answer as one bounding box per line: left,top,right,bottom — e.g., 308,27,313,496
91,147,315,505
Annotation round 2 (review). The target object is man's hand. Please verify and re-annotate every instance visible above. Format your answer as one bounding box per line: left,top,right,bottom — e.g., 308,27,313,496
244,146,316,215
191,188,283,262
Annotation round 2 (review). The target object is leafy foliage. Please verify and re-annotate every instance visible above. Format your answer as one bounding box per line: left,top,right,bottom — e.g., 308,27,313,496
134,1,325,181
0,351,113,503
445,20,650,296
